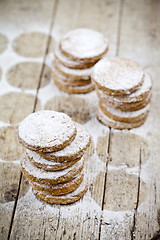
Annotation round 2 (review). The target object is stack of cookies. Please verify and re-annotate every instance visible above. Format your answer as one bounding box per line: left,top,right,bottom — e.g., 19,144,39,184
52,28,109,94
18,110,91,204
92,57,152,129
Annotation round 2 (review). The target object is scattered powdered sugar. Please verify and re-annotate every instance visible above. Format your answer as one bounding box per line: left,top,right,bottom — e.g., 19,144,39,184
103,102,150,118
21,154,84,181
40,122,90,161
60,28,108,60
54,59,92,80
92,57,144,92
18,110,76,151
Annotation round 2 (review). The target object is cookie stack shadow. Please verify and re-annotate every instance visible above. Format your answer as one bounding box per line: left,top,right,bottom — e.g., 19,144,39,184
51,28,109,94
18,110,90,204
92,57,152,129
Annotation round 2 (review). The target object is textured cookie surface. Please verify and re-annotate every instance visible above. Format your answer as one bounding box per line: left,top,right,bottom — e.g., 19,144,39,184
54,77,94,94
26,149,80,171
54,59,92,80
39,122,91,162
18,110,76,152
54,45,95,69
92,57,144,95
97,88,151,111
60,28,108,62
21,154,84,185
34,177,88,204
51,67,91,86
97,106,147,129
100,101,150,123
31,172,84,196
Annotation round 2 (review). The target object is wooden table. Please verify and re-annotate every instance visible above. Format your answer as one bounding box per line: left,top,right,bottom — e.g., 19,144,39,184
0,0,160,239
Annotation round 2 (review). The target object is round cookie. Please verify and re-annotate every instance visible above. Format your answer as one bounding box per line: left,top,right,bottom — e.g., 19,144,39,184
114,73,152,103
97,106,148,129
92,57,144,95
39,122,91,162
34,177,88,204
18,110,77,152
97,88,151,111
54,77,94,94
31,171,84,196
21,154,84,185
99,101,150,123
26,149,81,171
60,28,108,62
54,59,92,80
54,45,95,69
51,67,91,87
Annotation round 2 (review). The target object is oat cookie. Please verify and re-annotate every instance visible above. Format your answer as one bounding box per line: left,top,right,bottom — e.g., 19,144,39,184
97,106,147,129
99,101,150,123
92,57,144,95
18,110,77,152
26,149,80,171
60,28,108,62
54,59,92,80
34,177,88,204
51,67,91,87
54,77,94,94
55,45,95,69
39,122,91,162
31,172,84,196
97,88,151,111
21,154,84,185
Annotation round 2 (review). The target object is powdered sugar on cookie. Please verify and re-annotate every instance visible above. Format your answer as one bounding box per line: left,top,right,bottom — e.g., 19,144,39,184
18,110,76,152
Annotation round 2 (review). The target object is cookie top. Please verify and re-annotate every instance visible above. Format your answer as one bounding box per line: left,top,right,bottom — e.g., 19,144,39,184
60,28,108,62
18,110,76,152
39,122,91,162
92,57,144,95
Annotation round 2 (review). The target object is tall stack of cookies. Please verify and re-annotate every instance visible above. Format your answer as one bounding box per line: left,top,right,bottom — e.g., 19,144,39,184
52,28,109,94
18,110,90,204
92,57,152,129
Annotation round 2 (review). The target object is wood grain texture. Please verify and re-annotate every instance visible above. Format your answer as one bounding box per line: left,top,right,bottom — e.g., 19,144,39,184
0,0,54,239
0,0,159,239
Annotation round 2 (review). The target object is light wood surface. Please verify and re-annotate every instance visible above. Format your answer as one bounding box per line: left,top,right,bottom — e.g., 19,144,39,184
0,0,160,239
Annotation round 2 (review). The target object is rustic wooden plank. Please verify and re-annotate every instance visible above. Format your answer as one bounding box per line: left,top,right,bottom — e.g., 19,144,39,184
9,0,120,239
0,0,54,239
99,0,160,239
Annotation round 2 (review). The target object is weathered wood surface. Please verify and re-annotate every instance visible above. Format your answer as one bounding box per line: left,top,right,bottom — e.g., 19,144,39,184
0,0,160,239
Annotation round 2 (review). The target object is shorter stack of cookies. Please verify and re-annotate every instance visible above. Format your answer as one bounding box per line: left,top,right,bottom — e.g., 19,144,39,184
92,57,152,129
52,28,109,94
18,110,90,204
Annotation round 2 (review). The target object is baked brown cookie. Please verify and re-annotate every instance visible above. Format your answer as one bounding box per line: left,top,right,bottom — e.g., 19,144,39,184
31,171,84,196
54,77,94,94
92,57,144,96
18,110,77,152
26,149,81,171
34,177,88,204
54,45,96,69
99,101,150,123
97,106,148,129
21,154,84,185
39,122,91,162
60,28,108,62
